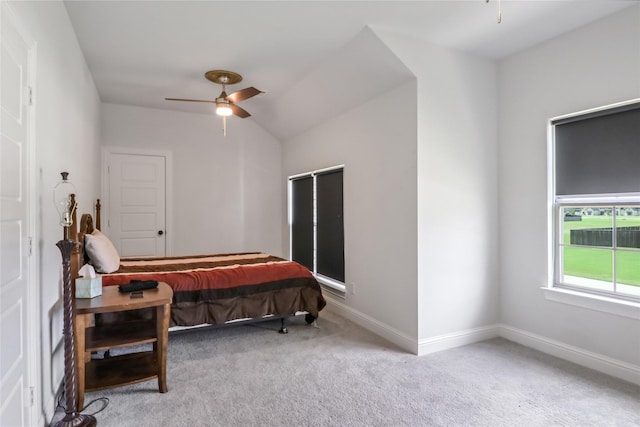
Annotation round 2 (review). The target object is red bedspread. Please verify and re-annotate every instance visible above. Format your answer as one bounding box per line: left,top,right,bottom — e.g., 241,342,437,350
100,252,326,326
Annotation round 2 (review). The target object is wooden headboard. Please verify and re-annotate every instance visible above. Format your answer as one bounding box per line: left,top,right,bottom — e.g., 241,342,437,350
78,199,101,236
72,199,102,278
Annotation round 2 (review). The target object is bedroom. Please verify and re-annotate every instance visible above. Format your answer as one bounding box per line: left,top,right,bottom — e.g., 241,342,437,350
1,1,639,426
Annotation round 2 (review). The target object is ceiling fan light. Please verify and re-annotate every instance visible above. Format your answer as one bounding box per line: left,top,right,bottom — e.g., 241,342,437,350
216,104,232,116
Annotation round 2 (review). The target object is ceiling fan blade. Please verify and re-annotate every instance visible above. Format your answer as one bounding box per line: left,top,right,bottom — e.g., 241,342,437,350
226,87,263,104
165,97,215,103
230,104,251,118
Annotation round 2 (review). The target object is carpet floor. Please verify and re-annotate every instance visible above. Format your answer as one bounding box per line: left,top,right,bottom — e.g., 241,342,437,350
76,309,639,426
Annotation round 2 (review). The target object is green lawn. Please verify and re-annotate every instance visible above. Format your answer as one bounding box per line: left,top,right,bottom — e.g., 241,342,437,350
562,216,640,287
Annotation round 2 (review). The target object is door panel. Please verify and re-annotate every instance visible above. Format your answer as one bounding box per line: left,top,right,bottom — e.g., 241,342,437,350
108,153,166,257
0,221,22,285
1,6,32,426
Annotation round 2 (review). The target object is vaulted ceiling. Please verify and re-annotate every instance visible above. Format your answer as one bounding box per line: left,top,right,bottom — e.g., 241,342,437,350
64,1,634,140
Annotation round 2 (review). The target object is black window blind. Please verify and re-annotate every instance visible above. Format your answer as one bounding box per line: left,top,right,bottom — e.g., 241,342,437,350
316,169,345,282
291,175,314,271
289,168,345,284
553,102,640,196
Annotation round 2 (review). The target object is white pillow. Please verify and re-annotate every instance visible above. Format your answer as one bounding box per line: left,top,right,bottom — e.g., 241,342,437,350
84,229,120,273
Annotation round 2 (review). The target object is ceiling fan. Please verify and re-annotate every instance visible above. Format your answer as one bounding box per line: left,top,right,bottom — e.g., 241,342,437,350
165,70,263,136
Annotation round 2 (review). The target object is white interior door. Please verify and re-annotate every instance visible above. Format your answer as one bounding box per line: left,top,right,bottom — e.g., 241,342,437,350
107,153,166,258
1,6,33,427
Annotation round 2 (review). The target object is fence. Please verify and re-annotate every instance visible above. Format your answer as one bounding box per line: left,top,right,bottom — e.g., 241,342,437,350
570,226,640,248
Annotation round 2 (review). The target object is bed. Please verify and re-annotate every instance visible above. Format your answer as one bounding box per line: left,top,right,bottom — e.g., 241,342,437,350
74,200,326,332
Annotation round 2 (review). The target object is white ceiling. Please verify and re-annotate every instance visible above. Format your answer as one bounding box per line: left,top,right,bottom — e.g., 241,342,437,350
64,0,636,139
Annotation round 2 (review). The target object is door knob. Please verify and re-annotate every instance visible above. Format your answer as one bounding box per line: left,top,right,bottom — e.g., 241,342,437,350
158,230,164,236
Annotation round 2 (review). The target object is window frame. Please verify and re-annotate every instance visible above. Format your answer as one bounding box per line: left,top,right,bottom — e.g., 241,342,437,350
552,195,640,301
288,165,346,296
546,99,640,318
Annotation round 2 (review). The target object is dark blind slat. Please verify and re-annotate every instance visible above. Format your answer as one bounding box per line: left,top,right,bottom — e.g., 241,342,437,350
316,170,345,282
291,176,314,271
555,105,640,195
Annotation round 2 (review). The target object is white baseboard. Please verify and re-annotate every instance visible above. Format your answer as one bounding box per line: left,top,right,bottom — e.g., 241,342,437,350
499,324,640,386
324,296,500,355
323,296,418,354
323,297,640,386
417,324,501,356
41,393,55,427
43,379,65,426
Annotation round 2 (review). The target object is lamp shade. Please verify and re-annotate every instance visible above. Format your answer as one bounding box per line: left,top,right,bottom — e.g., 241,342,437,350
53,172,76,227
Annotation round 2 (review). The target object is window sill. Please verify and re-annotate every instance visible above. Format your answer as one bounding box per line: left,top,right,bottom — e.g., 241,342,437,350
315,274,346,298
541,286,640,320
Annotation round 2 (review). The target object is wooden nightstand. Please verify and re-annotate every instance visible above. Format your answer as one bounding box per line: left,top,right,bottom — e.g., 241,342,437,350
74,282,173,409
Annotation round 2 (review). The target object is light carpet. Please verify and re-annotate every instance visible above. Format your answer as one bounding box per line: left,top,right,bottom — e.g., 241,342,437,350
75,310,639,427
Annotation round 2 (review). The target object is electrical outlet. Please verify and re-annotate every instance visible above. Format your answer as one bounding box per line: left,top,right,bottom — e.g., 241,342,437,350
350,282,356,295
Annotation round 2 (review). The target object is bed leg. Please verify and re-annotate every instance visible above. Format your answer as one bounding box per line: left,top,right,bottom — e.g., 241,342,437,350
304,313,320,329
279,318,288,334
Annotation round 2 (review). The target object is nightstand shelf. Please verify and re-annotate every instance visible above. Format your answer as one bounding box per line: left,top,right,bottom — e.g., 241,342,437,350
85,351,159,391
74,283,173,409
85,320,157,352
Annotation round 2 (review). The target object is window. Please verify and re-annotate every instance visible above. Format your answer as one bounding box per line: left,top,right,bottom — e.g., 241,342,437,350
289,166,345,294
549,100,640,303
555,201,640,299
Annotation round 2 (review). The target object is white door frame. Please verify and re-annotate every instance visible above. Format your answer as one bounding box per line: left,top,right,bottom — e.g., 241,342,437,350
1,3,38,425
25,32,38,427
101,146,173,256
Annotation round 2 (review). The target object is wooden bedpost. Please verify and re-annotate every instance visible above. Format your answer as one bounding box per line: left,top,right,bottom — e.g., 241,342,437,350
69,194,78,242
69,194,81,279
96,199,101,231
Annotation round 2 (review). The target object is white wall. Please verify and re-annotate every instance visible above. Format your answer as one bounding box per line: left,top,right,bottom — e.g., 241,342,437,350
257,26,415,141
282,80,419,346
8,5,637,423
8,0,102,423
377,31,500,351
284,29,499,354
499,6,640,367
101,103,283,257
